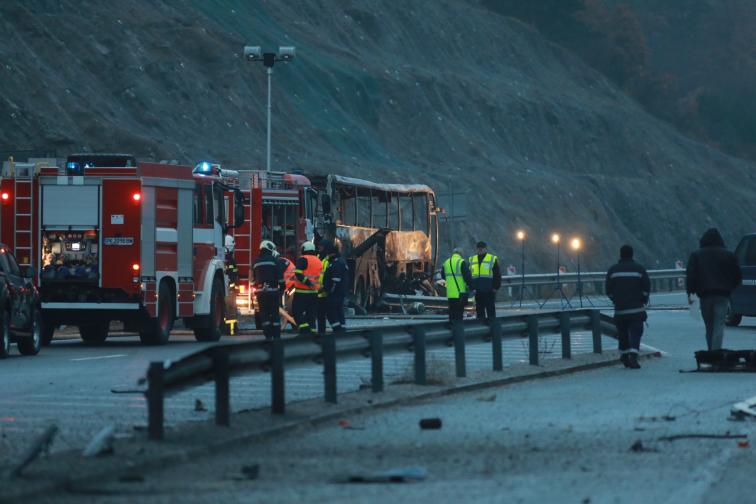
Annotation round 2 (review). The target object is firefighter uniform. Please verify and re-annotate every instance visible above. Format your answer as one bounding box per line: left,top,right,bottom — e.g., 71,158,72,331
252,248,284,340
469,241,501,320
292,243,323,335
441,249,473,323
317,254,330,336
323,250,348,332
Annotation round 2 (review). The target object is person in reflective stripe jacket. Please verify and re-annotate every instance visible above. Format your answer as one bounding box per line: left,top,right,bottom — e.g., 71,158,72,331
323,242,348,334
605,245,650,369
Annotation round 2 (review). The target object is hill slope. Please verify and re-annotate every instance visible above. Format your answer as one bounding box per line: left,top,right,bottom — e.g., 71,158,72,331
0,0,753,270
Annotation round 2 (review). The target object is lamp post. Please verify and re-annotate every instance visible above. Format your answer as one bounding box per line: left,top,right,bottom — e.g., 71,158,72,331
571,237,583,308
516,230,526,307
243,45,296,172
551,233,561,282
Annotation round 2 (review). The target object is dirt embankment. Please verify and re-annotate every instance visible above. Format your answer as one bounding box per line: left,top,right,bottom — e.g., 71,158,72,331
0,0,753,270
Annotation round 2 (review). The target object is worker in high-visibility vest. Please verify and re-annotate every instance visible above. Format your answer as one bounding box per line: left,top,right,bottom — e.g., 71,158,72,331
316,239,332,336
441,247,474,323
468,241,501,320
292,241,323,335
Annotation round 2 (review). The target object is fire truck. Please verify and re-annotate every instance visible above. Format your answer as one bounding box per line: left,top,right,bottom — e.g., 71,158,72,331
232,170,315,314
0,154,244,345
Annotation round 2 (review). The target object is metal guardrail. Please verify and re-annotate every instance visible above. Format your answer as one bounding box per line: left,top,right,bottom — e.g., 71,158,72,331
142,309,618,440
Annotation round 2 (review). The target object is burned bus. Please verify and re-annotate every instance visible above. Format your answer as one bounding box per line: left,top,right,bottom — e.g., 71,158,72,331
313,174,440,308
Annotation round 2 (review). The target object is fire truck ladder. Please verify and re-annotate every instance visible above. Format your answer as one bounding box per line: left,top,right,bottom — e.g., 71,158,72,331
13,163,35,266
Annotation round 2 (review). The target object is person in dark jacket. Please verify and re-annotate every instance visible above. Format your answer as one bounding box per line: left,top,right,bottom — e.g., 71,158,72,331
686,228,742,350
605,245,650,369
468,241,501,320
252,240,285,340
323,242,348,334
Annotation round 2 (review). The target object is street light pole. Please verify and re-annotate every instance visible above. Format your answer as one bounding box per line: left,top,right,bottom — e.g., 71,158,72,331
516,230,526,308
243,45,296,173
266,66,272,172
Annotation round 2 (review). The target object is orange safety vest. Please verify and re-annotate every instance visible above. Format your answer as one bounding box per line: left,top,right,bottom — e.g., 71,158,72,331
293,255,323,293
282,258,296,291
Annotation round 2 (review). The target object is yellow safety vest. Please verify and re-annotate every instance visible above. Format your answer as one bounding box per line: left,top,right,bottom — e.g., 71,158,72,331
318,257,330,298
469,253,497,290
443,254,468,299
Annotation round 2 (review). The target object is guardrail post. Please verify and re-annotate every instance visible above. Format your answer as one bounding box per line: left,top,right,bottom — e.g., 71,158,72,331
452,320,466,378
323,331,337,403
591,310,602,354
560,311,571,359
270,338,285,414
528,316,539,366
370,331,384,393
413,327,426,385
147,362,165,441
213,349,230,426
490,318,503,371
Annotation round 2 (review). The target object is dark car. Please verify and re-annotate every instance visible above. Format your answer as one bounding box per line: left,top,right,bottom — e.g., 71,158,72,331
727,233,756,326
0,244,42,357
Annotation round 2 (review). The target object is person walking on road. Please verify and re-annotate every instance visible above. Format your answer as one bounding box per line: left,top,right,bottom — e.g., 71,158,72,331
252,240,284,340
605,245,650,369
441,247,474,323
292,241,323,336
469,241,501,320
686,228,742,351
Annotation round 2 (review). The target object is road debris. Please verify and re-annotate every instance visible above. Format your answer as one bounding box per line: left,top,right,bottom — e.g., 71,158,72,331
195,399,207,412
338,419,365,430
476,394,497,402
419,418,442,430
82,425,116,457
629,440,657,453
658,433,746,442
337,466,428,484
6,424,58,479
730,395,756,420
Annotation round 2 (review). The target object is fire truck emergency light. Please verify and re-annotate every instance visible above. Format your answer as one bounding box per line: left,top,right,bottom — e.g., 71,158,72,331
1,192,9,201
132,192,142,202
132,263,140,271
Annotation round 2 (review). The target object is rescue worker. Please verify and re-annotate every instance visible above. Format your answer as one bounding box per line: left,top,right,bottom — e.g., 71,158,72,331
316,239,333,336
323,241,348,333
441,247,474,323
224,235,238,289
292,241,322,335
252,240,284,340
605,245,651,369
468,241,501,320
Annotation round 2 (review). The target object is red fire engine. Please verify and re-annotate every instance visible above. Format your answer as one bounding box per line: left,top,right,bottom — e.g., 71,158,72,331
0,154,244,345
232,170,315,314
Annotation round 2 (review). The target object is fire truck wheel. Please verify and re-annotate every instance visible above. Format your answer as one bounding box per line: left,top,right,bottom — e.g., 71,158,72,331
139,282,175,346
194,277,224,342
79,321,109,345
18,310,41,356
0,314,10,358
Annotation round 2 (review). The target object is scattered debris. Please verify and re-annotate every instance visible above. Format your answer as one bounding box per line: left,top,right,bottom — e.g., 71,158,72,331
419,418,442,430
658,433,746,442
629,439,657,453
731,395,756,420
82,425,115,457
241,464,260,480
476,394,497,402
337,466,428,484
338,419,365,430
738,440,750,448
638,415,676,422
194,399,207,412
7,425,58,479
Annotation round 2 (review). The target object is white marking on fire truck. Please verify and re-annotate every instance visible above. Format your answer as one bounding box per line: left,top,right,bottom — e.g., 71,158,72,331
111,214,124,225
41,302,140,310
104,237,134,246
71,354,126,362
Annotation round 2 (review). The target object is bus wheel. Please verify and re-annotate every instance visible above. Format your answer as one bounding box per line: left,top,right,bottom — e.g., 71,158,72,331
140,282,175,345
194,277,223,342
79,321,109,345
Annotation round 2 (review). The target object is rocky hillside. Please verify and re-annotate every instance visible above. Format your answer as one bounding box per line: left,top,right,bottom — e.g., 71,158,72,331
1,0,753,271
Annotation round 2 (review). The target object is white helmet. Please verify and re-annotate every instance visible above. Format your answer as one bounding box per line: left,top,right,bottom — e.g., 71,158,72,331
260,240,277,252
301,241,316,253
224,235,235,253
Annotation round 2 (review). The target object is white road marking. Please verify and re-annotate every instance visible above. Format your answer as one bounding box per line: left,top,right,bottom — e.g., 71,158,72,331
70,354,127,362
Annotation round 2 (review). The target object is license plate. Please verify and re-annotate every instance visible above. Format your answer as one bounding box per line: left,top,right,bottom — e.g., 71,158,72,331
104,237,134,246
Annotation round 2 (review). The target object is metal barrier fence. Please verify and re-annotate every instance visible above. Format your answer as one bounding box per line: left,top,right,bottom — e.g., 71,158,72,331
142,308,618,440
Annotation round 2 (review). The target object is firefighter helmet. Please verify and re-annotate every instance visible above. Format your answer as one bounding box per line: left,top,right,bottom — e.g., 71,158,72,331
301,241,316,253
260,240,277,252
